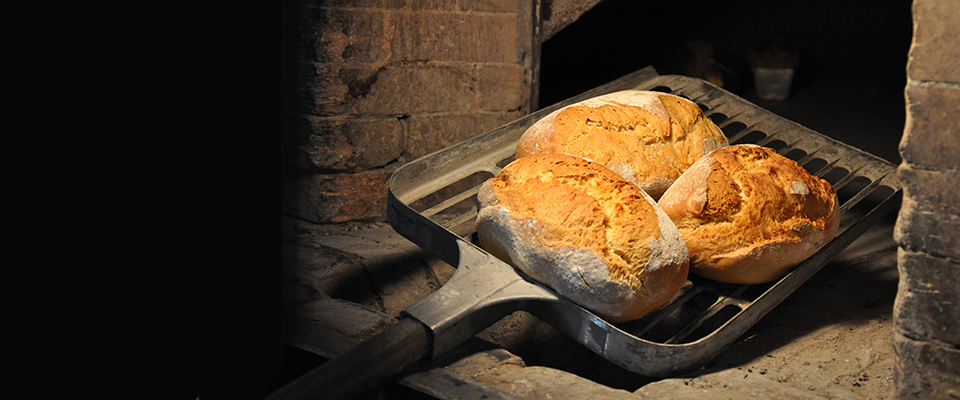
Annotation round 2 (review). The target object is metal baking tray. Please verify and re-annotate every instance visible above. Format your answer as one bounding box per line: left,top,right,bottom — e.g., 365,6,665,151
387,66,901,375
277,66,902,399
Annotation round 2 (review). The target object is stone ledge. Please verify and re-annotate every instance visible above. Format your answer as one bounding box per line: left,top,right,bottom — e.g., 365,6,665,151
897,163,960,216
894,195,960,260
894,248,960,346
908,0,960,83
892,330,960,400
281,166,397,224
278,216,902,399
901,82,960,171
635,367,827,400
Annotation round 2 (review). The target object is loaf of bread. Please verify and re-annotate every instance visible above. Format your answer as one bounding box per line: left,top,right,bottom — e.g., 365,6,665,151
516,90,729,200
475,153,689,322
657,144,839,284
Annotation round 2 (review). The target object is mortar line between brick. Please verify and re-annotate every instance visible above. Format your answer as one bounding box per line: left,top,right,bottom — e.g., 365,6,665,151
898,161,960,175
906,79,960,90
896,244,960,264
894,328,960,351
900,195,960,219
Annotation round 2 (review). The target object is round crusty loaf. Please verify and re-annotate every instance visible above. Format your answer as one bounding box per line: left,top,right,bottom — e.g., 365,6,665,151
516,90,729,200
657,144,840,284
475,153,689,323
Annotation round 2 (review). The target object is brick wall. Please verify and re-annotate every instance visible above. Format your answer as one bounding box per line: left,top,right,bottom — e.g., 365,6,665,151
281,0,540,223
893,0,960,398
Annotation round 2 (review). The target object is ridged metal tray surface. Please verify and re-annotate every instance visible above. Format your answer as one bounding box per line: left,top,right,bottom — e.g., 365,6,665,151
387,66,902,377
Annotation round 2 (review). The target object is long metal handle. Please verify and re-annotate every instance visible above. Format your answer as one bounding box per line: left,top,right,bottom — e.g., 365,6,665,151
402,240,562,358
266,318,432,400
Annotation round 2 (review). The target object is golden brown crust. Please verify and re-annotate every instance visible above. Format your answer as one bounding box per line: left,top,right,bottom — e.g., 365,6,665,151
658,144,839,284
476,153,689,322
516,90,728,199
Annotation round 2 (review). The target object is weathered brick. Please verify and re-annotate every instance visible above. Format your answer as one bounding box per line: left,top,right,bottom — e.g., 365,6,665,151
293,298,396,341
478,64,526,112
280,240,380,310
908,0,960,83
402,112,523,161
900,82,960,170
637,366,828,399
898,164,960,216
304,0,458,11
306,63,476,116
283,114,405,171
459,0,520,13
300,63,479,116
280,1,538,225
363,64,475,114
389,11,518,63
541,0,603,41
454,359,639,400
894,195,960,259
895,248,960,345
893,331,960,400
301,7,389,64
282,167,396,223
296,62,351,115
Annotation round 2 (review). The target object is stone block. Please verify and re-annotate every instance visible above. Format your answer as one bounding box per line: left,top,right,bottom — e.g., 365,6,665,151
389,11,518,63
541,0,603,41
323,63,476,116
894,249,960,346
402,112,523,161
894,195,960,260
898,163,960,216
300,7,389,64
466,363,638,400
439,345,526,379
636,367,826,400
280,237,387,311
293,297,397,341
893,331,960,400
298,63,480,116
908,0,960,83
458,0,520,13
282,166,395,224
311,222,447,316
284,114,405,171
366,64,476,114
478,64,526,112
294,62,350,115
304,0,458,11
900,82,960,171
